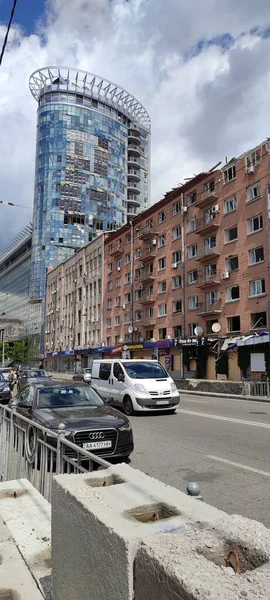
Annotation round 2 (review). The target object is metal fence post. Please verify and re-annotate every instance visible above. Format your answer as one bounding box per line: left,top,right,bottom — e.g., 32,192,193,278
7,400,17,480
56,423,66,475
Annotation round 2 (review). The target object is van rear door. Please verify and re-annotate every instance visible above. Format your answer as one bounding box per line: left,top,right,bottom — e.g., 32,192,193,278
92,361,112,401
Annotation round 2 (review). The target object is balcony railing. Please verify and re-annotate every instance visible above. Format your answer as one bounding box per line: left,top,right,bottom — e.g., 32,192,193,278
195,215,219,235
140,246,157,262
139,227,158,240
197,277,221,288
197,186,219,208
195,246,220,261
141,272,155,284
197,299,222,315
110,243,123,257
139,293,155,304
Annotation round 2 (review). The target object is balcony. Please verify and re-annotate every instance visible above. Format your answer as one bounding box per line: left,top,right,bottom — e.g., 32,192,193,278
139,293,155,304
141,271,155,284
128,126,140,137
140,246,157,262
127,194,141,206
197,187,219,208
141,319,156,327
195,215,219,235
127,181,140,194
197,300,222,315
195,247,220,262
127,207,138,217
127,155,141,168
128,143,141,156
128,132,140,144
110,243,123,257
139,227,158,240
197,277,221,289
128,168,141,182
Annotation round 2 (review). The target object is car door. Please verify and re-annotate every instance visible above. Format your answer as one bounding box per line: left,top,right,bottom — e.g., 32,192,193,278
74,368,82,381
14,385,34,433
111,362,126,407
97,362,112,401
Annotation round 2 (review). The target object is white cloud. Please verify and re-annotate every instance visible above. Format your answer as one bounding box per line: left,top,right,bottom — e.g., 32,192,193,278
0,0,270,249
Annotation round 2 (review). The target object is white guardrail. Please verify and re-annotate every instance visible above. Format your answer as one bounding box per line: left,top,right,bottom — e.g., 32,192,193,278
0,401,110,503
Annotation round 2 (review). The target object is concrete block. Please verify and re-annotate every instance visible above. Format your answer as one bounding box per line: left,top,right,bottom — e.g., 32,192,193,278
0,479,51,586
134,513,270,600
51,463,226,600
0,537,44,599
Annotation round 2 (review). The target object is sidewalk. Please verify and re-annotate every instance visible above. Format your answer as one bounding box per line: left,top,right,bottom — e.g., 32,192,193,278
178,388,270,402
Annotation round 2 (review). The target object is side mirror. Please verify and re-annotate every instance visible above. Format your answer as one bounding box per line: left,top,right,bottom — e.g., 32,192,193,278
117,373,125,382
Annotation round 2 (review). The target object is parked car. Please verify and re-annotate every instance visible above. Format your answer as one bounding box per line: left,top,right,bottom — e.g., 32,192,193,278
0,372,12,404
91,359,180,415
73,368,91,383
0,368,11,382
13,381,134,460
17,369,52,392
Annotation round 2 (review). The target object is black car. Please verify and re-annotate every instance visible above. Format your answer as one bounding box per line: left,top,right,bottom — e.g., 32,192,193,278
17,369,52,392
14,381,134,460
0,373,11,404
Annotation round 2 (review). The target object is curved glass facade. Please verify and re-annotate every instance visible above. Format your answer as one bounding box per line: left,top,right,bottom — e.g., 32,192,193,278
29,68,150,300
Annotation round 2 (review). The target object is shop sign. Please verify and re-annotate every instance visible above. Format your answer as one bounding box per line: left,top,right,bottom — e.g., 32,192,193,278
173,337,208,347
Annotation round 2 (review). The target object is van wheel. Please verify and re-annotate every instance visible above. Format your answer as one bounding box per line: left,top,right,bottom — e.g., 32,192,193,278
123,397,133,416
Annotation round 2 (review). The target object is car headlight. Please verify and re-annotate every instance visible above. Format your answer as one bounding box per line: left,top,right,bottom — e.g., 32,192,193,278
119,422,131,431
171,383,177,393
134,383,148,394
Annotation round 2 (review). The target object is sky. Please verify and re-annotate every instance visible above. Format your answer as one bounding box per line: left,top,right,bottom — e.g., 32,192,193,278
0,0,270,250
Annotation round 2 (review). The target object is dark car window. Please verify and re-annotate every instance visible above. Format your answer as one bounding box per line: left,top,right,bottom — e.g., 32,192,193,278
123,361,168,379
99,363,111,381
113,363,124,378
27,370,48,378
19,386,34,406
84,369,91,373
37,385,104,408
0,373,4,382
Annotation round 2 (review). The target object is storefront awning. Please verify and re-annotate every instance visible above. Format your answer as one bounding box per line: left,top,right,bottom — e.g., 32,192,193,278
221,336,244,351
237,332,270,347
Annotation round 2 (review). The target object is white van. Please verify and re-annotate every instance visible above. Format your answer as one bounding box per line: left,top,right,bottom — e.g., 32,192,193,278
91,359,180,415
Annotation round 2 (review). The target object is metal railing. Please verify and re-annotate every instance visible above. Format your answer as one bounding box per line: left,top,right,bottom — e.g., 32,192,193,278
0,402,109,503
242,378,270,397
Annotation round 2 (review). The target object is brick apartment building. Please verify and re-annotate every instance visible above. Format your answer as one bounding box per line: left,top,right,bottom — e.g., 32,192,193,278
103,140,270,377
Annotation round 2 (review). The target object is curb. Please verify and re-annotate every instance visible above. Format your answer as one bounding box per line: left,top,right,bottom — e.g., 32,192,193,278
178,388,270,403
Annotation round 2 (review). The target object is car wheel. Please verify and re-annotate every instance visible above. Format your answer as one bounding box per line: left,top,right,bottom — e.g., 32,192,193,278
123,396,134,416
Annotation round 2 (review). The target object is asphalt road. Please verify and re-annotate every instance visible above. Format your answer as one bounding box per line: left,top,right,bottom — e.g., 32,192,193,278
129,394,270,528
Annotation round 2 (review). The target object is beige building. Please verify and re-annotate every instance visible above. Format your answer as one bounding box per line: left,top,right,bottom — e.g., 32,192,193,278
45,234,105,369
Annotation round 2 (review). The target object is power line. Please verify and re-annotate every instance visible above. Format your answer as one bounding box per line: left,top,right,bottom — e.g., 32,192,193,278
0,0,19,66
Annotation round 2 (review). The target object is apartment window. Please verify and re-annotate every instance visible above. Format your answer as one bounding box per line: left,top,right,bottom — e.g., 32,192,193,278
158,257,166,270
189,323,198,336
108,244,112,255
116,258,122,270
146,263,154,275
158,209,166,223
159,328,167,339
135,248,142,259
206,320,216,334
247,183,261,203
135,268,141,280
188,270,198,284
172,300,182,313
223,164,236,183
146,307,154,318
116,277,121,288
249,246,264,265
188,296,198,310
226,255,239,272
246,150,260,170
158,233,166,248
172,200,181,215
135,289,142,300
248,214,263,234
204,208,214,225
108,263,113,274
108,281,113,291
204,179,215,197
78,287,82,301
107,299,113,309
226,285,240,302
124,312,131,324
146,285,154,297
227,316,241,332
126,232,131,244
158,281,166,293
187,218,196,232
146,218,153,231
172,226,181,240
172,250,181,265
225,226,238,243
115,315,121,326
107,318,112,328
78,310,81,323
224,196,237,214
174,326,182,337
125,272,131,284
158,303,167,316
135,310,142,321
125,292,131,304
125,253,131,264
146,330,154,340
249,279,265,297
187,191,197,206
205,263,217,280
187,244,197,259
172,276,182,289
206,290,218,305
251,312,267,329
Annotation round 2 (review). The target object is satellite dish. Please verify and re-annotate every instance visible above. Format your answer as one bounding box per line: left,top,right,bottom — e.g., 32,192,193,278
128,325,133,334
194,326,203,337
212,322,221,333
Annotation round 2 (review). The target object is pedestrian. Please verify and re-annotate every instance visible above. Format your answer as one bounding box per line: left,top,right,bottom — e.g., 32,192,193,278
8,368,16,393
39,362,44,369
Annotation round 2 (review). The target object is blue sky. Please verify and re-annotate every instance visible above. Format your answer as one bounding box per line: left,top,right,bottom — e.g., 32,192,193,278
0,0,45,34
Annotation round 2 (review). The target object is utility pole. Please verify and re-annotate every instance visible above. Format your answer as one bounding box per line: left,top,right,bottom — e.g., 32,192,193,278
180,192,186,378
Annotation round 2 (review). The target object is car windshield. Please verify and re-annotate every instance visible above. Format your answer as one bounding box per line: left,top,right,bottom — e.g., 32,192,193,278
37,385,104,408
0,373,4,382
123,362,168,379
84,369,91,373
27,370,49,378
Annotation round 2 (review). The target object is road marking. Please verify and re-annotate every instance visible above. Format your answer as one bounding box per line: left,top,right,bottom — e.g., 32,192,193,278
177,408,270,429
180,393,270,406
207,455,270,477
185,399,209,404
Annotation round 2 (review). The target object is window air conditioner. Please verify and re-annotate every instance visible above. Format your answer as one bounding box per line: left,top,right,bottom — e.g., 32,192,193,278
247,165,255,174
211,205,219,214
152,239,157,245
171,263,178,269
182,206,188,213
122,304,126,309
221,271,230,280
117,266,121,271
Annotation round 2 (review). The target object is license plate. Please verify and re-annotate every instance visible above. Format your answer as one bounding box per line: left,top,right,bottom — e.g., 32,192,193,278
156,400,170,405
83,441,112,450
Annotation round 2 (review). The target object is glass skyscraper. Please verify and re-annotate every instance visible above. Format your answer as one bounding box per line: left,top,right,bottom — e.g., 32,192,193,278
29,67,151,300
